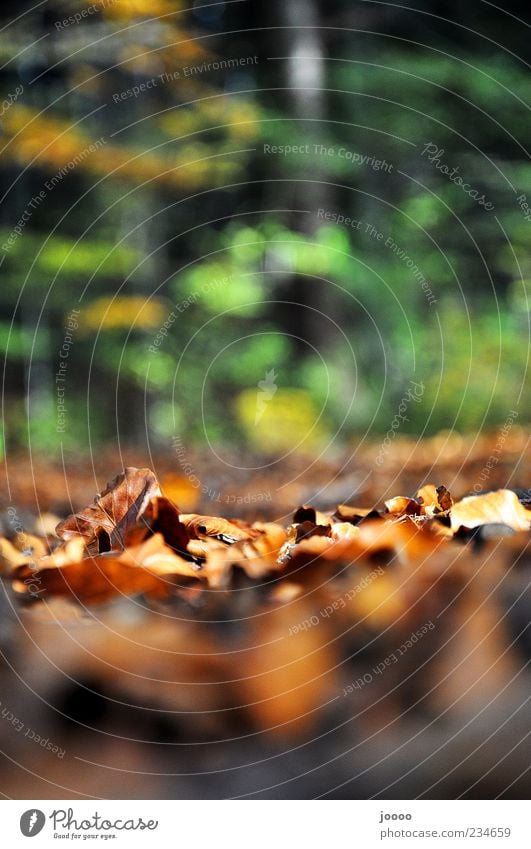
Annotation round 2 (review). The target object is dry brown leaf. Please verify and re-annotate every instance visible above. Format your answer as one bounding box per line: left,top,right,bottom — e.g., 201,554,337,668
128,534,203,579
124,495,190,553
384,496,422,517
417,483,453,515
234,522,288,579
354,517,445,563
424,519,454,538
10,464,529,614
33,512,62,537
334,504,380,523
179,513,261,543
268,581,303,603
288,519,331,544
15,532,49,558
185,537,219,560
293,505,332,526
198,522,288,587
450,489,531,532
56,467,161,553
281,516,443,566
13,533,203,604
0,533,50,573
416,484,439,512
192,542,235,588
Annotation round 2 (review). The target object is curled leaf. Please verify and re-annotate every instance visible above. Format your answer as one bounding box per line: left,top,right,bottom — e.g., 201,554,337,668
450,489,531,532
179,513,261,544
125,495,190,553
417,483,453,515
293,505,331,526
13,533,202,604
56,467,161,553
291,520,331,544
334,504,380,524
384,496,421,517
232,522,288,580
329,522,360,542
29,536,86,569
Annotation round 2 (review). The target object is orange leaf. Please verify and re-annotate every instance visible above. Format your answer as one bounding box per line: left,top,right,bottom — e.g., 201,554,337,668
56,467,161,552
334,504,379,523
13,534,202,604
179,513,261,543
416,483,453,515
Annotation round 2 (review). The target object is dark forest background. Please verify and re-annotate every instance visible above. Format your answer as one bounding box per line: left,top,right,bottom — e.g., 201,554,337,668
0,0,529,460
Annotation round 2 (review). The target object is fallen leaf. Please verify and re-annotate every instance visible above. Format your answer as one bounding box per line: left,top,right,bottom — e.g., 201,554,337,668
56,467,161,553
179,513,261,543
13,533,202,604
436,485,453,512
291,519,331,543
26,536,86,569
354,517,445,563
12,532,49,559
125,495,191,553
268,581,303,603
10,466,528,616
33,512,62,537
293,505,332,525
417,483,453,515
0,532,50,573
329,522,360,542
384,496,421,516
334,504,380,524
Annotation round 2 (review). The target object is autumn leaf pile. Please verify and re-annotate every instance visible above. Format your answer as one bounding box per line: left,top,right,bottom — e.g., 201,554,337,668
1,467,530,607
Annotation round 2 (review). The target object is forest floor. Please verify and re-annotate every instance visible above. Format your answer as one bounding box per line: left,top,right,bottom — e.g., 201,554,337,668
0,430,529,800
